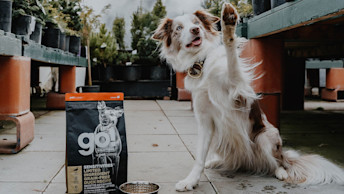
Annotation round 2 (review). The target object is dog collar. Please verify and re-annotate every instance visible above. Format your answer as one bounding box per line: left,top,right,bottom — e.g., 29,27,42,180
187,61,204,79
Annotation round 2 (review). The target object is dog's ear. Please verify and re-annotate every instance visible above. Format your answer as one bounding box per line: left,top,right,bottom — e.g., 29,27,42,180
194,10,220,32
152,18,173,46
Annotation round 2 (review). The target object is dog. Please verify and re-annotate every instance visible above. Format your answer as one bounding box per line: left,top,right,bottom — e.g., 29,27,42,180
152,3,344,192
94,101,124,179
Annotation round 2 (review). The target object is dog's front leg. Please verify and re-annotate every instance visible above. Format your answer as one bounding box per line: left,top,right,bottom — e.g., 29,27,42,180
175,116,213,191
221,3,242,83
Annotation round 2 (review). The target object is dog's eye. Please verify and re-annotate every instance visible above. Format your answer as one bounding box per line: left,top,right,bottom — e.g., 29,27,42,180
176,25,183,31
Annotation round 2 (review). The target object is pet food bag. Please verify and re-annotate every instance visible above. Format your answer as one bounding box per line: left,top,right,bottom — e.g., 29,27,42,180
65,93,127,194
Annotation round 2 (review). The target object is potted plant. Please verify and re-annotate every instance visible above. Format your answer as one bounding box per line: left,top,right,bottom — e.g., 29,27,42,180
130,0,167,81
89,24,118,82
252,0,270,15
40,0,61,48
29,0,45,44
0,0,12,32
12,0,38,36
59,0,82,54
271,0,293,8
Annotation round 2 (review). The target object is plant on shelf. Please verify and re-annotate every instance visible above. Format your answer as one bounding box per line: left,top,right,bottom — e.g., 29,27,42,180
59,0,82,36
12,0,40,19
12,0,42,35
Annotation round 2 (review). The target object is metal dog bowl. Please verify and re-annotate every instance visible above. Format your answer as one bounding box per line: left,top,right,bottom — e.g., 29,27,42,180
119,181,160,194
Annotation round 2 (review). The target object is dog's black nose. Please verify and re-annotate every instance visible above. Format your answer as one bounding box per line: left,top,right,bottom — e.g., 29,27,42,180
190,27,200,35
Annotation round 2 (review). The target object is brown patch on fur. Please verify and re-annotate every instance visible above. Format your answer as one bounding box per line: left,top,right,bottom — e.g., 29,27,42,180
152,18,173,47
235,95,247,108
194,10,220,35
273,143,283,164
222,4,237,26
249,100,265,141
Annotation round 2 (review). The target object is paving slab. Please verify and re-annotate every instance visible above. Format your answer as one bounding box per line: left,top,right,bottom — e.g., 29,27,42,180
51,166,65,183
0,182,47,194
158,182,217,194
1,99,343,194
34,123,66,136
24,134,65,152
179,134,197,157
34,115,66,125
206,170,344,194
128,152,207,183
168,117,198,135
43,182,66,194
127,134,189,153
125,110,176,135
163,110,195,117
124,100,161,111
157,100,192,111
0,151,64,182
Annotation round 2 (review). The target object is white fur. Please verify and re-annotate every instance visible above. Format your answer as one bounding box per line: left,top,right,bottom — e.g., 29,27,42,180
153,3,344,192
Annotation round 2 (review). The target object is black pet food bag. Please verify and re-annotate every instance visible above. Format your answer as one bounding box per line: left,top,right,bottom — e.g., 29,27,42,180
65,93,127,194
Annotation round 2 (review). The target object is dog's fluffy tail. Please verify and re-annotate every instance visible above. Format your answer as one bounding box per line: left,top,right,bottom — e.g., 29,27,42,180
281,150,344,185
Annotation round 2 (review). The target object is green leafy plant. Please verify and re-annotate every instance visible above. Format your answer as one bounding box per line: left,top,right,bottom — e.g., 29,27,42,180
202,0,253,18
89,24,118,68
112,17,125,50
130,0,166,65
12,0,44,21
59,0,82,35
80,4,111,85
12,0,38,17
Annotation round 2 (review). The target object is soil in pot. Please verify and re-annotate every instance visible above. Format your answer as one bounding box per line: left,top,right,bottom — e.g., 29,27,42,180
30,22,42,44
12,15,35,36
69,35,81,55
0,0,12,32
42,25,60,48
252,0,271,15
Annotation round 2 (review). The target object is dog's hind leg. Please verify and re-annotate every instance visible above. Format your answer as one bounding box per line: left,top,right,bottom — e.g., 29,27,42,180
221,3,243,83
175,111,214,191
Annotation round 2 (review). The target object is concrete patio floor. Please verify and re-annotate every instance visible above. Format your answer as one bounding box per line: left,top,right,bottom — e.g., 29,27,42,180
0,100,343,193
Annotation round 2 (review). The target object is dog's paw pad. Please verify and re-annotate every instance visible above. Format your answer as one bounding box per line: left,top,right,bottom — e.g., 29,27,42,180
175,179,198,191
222,3,238,26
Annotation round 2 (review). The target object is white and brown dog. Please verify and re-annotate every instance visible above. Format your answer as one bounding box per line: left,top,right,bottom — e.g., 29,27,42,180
153,3,344,192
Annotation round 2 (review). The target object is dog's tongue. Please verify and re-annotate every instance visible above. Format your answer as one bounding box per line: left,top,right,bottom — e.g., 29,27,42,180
192,38,202,46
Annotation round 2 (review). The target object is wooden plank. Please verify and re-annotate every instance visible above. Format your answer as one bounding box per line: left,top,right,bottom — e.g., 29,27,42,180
248,0,344,38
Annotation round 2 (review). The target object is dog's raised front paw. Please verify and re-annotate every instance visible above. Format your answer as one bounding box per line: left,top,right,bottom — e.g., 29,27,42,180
275,167,289,181
221,3,238,26
175,178,199,192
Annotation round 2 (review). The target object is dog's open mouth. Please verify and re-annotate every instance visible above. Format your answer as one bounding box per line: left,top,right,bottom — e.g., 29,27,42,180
186,37,202,48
